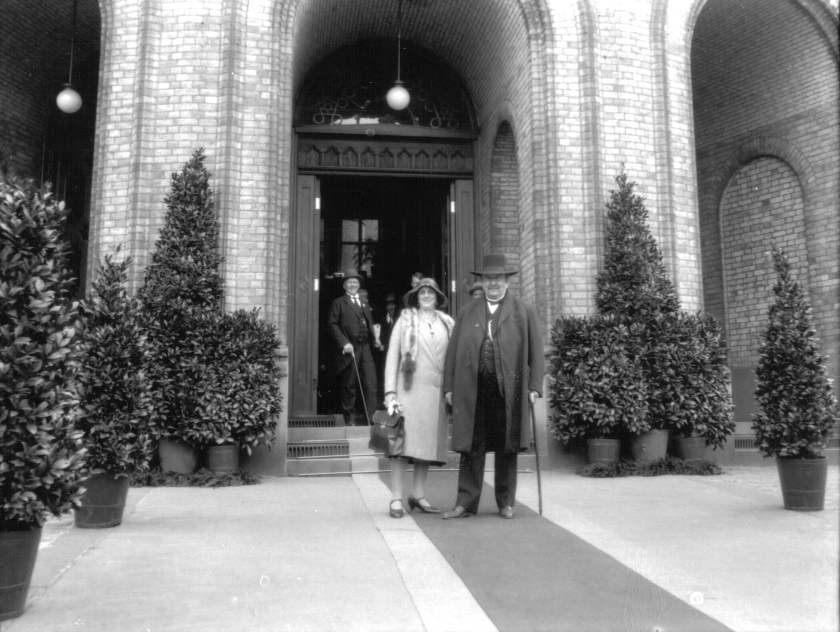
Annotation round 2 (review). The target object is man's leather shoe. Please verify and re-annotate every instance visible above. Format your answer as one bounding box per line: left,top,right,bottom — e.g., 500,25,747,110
499,506,515,519
442,506,472,519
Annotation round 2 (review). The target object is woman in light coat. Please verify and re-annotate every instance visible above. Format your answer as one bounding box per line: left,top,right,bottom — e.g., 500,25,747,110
384,278,454,518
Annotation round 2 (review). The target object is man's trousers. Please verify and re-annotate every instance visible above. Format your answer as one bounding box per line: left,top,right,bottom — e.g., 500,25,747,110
338,342,377,424
454,368,518,512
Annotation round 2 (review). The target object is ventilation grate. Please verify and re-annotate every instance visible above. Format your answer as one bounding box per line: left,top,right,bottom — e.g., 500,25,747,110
288,441,349,459
289,415,340,429
735,436,840,450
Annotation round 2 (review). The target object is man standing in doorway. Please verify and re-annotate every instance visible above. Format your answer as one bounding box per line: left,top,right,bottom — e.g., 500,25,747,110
328,269,378,426
442,254,544,519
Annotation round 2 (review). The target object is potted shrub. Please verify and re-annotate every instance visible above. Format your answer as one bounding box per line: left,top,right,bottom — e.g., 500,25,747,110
645,312,734,461
138,150,224,472
185,310,283,472
752,247,838,511
596,169,680,462
548,315,647,464
75,248,154,528
0,181,87,620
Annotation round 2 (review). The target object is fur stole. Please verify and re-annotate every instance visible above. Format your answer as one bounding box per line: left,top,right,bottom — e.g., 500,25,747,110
399,308,455,373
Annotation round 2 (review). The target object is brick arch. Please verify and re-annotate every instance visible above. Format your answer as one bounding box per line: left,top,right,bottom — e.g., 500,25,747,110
699,137,816,338
489,121,521,293
720,157,809,368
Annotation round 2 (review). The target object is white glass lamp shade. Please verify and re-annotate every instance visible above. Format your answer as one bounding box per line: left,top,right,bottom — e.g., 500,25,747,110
56,85,82,113
386,82,410,110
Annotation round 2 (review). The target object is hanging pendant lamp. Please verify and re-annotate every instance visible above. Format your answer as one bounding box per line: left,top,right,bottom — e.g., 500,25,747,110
386,0,410,110
56,0,82,113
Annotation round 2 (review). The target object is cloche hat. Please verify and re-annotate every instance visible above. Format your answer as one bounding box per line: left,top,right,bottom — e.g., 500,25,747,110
405,278,448,309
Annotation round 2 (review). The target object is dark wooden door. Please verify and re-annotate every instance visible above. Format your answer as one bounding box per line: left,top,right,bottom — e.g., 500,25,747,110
289,175,320,416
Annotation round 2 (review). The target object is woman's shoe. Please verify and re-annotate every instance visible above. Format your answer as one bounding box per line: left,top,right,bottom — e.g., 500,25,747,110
390,500,404,518
408,496,440,514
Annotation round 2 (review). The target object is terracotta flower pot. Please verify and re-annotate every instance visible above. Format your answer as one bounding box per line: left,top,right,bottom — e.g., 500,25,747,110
158,438,198,474
629,429,669,463
675,435,707,461
586,438,621,464
205,444,241,473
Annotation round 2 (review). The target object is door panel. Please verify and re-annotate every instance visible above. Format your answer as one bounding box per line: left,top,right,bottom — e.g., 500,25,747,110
290,175,320,416
448,179,476,316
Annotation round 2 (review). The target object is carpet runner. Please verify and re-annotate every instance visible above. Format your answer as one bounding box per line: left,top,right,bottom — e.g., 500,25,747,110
381,470,732,632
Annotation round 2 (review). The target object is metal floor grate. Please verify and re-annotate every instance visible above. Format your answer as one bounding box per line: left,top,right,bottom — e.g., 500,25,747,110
288,441,349,459
289,415,340,429
735,436,840,450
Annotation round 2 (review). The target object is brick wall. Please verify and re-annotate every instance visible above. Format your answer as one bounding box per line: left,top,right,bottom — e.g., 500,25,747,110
693,0,840,384
721,157,809,367
489,122,522,292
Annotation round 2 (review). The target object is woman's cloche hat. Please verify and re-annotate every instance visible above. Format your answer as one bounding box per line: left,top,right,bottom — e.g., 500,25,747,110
471,253,519,276
405,277,448,309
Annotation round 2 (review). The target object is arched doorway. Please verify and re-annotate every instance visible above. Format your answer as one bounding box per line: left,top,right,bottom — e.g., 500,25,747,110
289,41,479,418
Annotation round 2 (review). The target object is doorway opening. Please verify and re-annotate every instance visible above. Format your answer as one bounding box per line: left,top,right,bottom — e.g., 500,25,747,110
316,175,450,416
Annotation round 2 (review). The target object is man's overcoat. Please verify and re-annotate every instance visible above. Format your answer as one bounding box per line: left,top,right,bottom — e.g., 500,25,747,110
443,293,545,453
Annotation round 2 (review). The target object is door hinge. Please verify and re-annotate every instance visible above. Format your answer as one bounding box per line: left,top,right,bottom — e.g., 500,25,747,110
450,201,455,213
314,279,319,292
452,280,456,292
316,197,321,210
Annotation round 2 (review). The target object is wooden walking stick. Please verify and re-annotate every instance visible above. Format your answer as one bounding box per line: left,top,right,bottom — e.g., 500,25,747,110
350,350,371,424
529,401,543,515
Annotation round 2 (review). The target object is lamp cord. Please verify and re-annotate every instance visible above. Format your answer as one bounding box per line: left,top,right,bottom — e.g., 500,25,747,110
68,0,78,85
396,0,402,83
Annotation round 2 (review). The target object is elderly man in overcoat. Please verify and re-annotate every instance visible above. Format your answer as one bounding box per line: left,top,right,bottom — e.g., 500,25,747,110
442,254,544,519
328,269,380,426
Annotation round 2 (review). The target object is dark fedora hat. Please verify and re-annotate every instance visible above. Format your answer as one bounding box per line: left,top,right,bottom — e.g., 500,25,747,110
471,253,518,276
339,269,364,282
405,277,448,309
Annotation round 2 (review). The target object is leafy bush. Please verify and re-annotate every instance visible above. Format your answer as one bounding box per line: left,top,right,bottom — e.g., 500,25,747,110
180,310,282,450
0,181,87,529
752,247,838,459
138,149,224,442
548,315,647,444
76,248,154,476
642,312,734,447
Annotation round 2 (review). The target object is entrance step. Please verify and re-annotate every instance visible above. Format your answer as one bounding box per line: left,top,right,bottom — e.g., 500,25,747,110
287,419,540,476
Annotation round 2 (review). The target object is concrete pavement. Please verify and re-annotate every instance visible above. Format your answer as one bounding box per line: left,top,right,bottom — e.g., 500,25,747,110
5,465,838,632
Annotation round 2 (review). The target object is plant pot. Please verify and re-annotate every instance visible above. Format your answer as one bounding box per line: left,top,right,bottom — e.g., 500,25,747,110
776,456,828,511
675,436,707,461
629,429,670,463
586,438,621,464
0,526,42,621
74,472,131,529
158,438,198,474
205,444,240,473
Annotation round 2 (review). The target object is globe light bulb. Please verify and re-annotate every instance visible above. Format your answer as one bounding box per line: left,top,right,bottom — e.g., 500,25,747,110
386,82,410,111
56,84,82,113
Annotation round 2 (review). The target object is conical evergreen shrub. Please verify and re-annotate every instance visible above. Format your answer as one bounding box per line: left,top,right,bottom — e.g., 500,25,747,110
139,149,224,442
596,169,680,319
752,247,838,459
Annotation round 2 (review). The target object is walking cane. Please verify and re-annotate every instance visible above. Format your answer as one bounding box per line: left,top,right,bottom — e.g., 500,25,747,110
529,401,543,515
349,350,371,425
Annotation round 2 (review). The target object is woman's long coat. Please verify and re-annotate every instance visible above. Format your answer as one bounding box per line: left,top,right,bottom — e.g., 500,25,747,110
384,309,453,464
443,293,545,454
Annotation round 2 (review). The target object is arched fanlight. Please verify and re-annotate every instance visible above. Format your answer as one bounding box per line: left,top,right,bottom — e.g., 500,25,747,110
56,0,82,113
386,0,410,111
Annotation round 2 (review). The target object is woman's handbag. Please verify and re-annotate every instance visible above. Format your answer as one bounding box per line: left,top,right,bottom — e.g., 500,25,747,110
369,409,405,456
